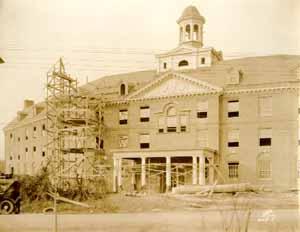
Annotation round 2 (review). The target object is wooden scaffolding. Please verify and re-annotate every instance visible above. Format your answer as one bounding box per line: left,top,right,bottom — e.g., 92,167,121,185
46,58,106,189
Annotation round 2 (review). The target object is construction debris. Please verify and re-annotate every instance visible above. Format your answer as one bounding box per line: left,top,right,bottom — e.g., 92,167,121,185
172,183,256,195
47,192,90,208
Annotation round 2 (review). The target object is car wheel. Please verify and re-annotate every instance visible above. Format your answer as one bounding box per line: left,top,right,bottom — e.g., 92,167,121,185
0,199,15,214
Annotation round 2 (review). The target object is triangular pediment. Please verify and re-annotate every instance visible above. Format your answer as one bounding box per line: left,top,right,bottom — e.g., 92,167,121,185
127,72,223,100
157,46,194,57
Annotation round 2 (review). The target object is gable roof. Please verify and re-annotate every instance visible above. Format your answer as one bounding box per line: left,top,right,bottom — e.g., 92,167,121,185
127,71,222,100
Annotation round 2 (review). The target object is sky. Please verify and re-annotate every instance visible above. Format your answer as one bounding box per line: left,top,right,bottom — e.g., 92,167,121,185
0,0,299,160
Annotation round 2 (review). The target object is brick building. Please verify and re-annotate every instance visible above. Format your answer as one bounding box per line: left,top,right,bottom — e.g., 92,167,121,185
4,6,300,191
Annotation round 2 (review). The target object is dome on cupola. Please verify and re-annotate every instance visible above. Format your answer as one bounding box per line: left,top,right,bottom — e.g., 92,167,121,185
177,5,205,23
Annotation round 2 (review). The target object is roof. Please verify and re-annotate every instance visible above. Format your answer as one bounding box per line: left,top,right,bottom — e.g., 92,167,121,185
177,5,205,23
3,102,46,131
79,70,158,100
4,55,300,131
83,55,300,95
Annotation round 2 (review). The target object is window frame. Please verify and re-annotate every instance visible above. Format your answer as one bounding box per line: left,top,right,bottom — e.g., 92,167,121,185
140,106,150,122
259,96,272,117
227,129,240,151
119,135,129,148
139,134,150,149
257,153,272,179
259,129,272,147
227,100,239,118
228,162,239,178
119,109,128,125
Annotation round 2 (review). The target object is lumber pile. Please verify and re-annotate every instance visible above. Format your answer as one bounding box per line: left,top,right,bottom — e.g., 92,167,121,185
172,183,255,194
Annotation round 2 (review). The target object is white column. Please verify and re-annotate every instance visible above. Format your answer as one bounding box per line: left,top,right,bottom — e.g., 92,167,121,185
131,160,136,190
113,157,118,192
141,157,146,187
199,152,205,185
192,156,197,185
208,157,214,184
166,156,171,191
118,158,122,190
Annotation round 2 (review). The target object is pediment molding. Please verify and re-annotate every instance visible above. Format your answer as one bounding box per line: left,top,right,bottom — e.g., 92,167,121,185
126,71,223,100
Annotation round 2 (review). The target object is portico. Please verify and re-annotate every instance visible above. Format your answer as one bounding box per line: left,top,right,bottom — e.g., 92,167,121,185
112,148,217,193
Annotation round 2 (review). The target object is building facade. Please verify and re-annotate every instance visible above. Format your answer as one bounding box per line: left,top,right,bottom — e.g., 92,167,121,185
4,6,300,191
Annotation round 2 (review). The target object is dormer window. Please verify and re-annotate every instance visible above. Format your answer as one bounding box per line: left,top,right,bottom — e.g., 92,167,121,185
120,83,127,96
178,60,189,67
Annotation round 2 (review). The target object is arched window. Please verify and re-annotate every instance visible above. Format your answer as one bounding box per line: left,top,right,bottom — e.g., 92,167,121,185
257,153,271,179
167,107,177,132
178,60,189,67
193,24,199,40
120,83,126,96
185,24,191,41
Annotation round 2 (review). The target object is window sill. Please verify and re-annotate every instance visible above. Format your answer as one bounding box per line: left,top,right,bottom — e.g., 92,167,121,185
156,130,190,135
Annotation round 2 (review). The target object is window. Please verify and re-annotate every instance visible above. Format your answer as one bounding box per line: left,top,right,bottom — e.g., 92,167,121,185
259,129,272,146
42,124,46,136
180,114,188,132
185,24,191,40
25,147,28,161
257,153,271,179
18,155,20,160
197,101,208,119
198,130,208,147
120,83,126,96
33,126,37,138
228,130,239,148
167,107,177,132
33,146,36,152
193,24,199,40
158,117,164,133
100,140,104,149
9,155,13,160
119,135,128,148
201,57,205,64
119,109,128,125
18,137,20,142
259,97,272,117
228,162,239,178
10,133,13,140
228,100,239,118
140,106,150,122
25,128,29,140
163,62,167,69
178,60,189,67
140,134,150,149
42,151,46,157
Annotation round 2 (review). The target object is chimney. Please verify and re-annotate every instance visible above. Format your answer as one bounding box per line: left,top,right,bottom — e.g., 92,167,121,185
35,105,44,115
24,99,34,109
17,111,28,121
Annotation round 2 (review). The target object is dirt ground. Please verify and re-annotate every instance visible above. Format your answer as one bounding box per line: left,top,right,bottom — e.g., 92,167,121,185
21,191,299,214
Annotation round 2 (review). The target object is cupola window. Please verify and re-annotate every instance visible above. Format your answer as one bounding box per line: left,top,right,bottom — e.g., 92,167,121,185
185,24,191,41
193,24,199,40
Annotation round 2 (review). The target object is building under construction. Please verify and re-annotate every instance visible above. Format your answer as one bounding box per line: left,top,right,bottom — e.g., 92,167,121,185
3,6,300,192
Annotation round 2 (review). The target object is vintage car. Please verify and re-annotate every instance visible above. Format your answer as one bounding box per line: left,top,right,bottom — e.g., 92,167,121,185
0,176,21,214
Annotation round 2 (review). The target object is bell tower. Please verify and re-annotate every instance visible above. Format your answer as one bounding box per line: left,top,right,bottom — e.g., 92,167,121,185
177,6,205,47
